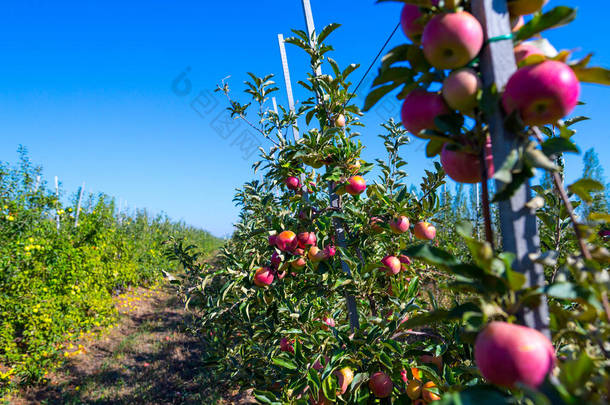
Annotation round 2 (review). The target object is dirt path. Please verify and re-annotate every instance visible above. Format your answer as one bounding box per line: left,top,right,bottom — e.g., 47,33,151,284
12,286,254,405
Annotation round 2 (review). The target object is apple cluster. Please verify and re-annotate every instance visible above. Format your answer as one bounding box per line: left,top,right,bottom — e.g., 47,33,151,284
399,0,580,184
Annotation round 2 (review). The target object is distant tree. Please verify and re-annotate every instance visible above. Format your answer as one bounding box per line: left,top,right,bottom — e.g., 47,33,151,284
581,148,609,218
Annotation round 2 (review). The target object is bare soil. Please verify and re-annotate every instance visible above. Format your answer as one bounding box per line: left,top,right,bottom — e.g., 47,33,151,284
10,286,255,405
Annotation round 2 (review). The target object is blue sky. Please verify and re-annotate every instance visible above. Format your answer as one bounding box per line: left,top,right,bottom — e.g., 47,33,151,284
1,1,608,237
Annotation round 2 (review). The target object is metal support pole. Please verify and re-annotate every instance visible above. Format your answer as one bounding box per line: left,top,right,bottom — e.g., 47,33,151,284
74,182,85,227
472,0,549,336
277,34,300,141
300,0,359,331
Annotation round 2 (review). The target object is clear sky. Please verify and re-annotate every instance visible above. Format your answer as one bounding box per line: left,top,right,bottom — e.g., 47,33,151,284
1,0,608,237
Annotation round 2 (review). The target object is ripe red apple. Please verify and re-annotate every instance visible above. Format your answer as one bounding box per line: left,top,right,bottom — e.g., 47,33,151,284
514,42,544,65
308,246,326,263
291,256,307,270
381,255,402,275
400,4,425,42
502,60,580,126
508,0,548,16
368,372,393,398
286,176,301,190
297,232,317,249
407,379,422,400
323,245,336,258
474,321,555,387
441,146,481,184
334,114,346,127
334,367,354,394
420,354,443,372
413,222,436,240
280,337,294,354
276,230,298,252
253,267,274,287
398,254,412,271
400,369,408,383
322,317,335,330
401,90,449,137
389,215,410,234
442,68,481,116
268,234,277,246
270,251,282,267
422,381,441,402
369,217,384,234
345,176,366,195
422,12,484,69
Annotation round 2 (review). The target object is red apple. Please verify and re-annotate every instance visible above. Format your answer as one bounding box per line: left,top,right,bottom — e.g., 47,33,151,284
276,230,298,252
422,12,484,69
401,90,449,137
389,215,410,234
323,245,336,258
400,369,408,383
442,68,481,116
420,354,443,372
268,233,277,246
369,372,393,398
474,321,555,387
441,146,480,184
270,251,282,267
334,367,354,394
381,255,402,275
369,217,384,234
280,337,294,354
502,60,580,126
514,42,544,65
286,176,301,190
407,379,422,400
297,231,317,249
308,246,326,263
253,267,274,287
322,317,335,329
345,176,366,195
508,0,548,16
398,254,412,271
291,256,307,270
413,222,436,240
400,4,425,42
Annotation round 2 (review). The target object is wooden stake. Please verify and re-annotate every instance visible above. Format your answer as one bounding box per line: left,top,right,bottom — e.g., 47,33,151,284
472,0,549,336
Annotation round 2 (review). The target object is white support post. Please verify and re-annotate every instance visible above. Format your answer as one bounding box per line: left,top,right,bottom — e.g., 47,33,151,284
54,176,60,231
277,34,300,141
117,198,122,224
33,175,41,193
74,182,85,227
300,0,359,331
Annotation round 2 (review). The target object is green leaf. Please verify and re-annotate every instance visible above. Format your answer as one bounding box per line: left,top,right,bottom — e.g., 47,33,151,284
572,66,610,85
317,23,341,44
540,137,579,156
542,283,601,310
559,352,594,392
426,139,445,158
372,67,414,87
515,6,577,42
433,386,510,405
402,244,460,267
363,82,400,111
272,357,298,370
568,178,604,203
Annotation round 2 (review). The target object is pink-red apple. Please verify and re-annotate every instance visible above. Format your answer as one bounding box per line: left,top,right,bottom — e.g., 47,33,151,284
441,146,481,184
323,245,336,258
381,255,402,275
286,176,300,191
297,232,317,249
369,372,393,398
369,217,384,234
474,321,555,387
421,12,484,69
442,68,481,116
502,60,580,126
514,42,544,65
398,254,412,271
308,246,326,263
280,337,294,354
413,222,436,240
270,251,282,267
401,90,449,137
253,267,274,287
345,176,366,195
400,4,425,42
389,215,410,234
334,114,346,127
276,230,298,252
291,256,307,270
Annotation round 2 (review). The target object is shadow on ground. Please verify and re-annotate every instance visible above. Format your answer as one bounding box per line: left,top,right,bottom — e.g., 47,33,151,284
15,288,254,405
